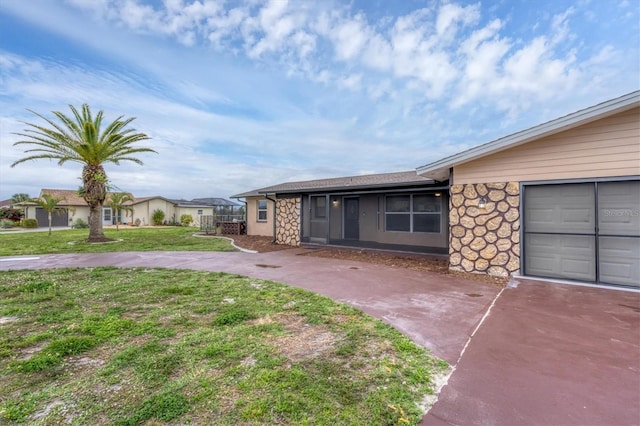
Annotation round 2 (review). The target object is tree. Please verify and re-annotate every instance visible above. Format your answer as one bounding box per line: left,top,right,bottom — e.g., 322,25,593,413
11,104,156,242
106,192,134,231
10,193,30,205
31,194,65,236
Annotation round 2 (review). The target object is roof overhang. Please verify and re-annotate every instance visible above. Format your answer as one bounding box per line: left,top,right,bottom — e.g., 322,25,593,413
416,91,640,180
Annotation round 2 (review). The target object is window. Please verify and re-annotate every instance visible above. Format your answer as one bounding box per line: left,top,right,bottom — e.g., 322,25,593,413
102,207,112,222
257,200,268,221
385,195,410,231
197,209,203,215
385,194,441,233
311,196,327,219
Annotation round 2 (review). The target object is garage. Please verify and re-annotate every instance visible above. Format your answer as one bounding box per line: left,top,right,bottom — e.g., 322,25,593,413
523,180,640,287
35,207,69,228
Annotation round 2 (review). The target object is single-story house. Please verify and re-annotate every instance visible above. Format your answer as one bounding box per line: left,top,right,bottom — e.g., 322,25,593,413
233,171,449,253
234,91,639,288
418,91,639,287
21,189,240,228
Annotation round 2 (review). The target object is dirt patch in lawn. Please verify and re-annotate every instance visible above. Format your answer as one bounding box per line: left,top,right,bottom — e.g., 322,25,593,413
273,314,341,362
231,235,508,286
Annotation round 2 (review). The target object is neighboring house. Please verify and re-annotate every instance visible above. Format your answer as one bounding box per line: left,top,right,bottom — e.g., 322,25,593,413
21,189,91,228
234,91,640,288
233,171,449,253
21,189,240,228
0,199,12,209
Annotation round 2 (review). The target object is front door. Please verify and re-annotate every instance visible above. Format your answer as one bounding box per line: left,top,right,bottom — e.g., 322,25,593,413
102,207,113,226
344,198,359,240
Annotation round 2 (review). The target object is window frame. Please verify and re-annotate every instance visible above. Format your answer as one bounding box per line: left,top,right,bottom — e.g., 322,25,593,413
257,199,268,222
384,194,441,233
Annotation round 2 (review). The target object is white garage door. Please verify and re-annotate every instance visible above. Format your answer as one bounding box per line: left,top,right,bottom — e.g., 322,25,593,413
524,180,639,287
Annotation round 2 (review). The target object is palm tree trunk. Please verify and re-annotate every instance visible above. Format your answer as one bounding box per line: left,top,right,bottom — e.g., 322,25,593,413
88,203,104,241
82,164,109,242
48,212,52,236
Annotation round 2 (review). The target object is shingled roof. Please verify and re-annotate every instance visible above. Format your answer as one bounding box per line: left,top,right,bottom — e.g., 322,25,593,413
233,171,435,198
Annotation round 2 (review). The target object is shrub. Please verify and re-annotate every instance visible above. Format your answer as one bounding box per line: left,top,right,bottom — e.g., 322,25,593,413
0,208,23,222
151,209,165,226
21,218,38,228
180,214,193,227
72,218,89,229
134,218,141,227
1,219,13,229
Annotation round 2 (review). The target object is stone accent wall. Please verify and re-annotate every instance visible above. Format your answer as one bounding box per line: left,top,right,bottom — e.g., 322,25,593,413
449,182,520,277
275,197,301,246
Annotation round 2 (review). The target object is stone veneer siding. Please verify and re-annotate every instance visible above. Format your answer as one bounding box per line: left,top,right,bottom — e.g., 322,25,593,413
449,182,520,277
275,197,301,246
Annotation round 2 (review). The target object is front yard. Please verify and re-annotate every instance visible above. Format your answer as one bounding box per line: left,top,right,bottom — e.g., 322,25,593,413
0,267,448,425
0,228,234,256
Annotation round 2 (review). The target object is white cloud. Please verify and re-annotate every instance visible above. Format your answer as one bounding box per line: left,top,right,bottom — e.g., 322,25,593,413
1,0,638,201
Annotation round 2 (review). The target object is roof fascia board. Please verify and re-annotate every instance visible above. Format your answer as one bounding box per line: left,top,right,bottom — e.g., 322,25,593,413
257,180,440,195
416,91,640,175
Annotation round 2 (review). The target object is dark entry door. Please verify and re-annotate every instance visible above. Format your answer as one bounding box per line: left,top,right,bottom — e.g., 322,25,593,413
344,198,359,240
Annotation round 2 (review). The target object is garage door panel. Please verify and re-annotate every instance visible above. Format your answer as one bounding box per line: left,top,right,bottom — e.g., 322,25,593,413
525,184,595,233
598,181,640,236
599,237,640,287
35,208,68,227
525,234,596,282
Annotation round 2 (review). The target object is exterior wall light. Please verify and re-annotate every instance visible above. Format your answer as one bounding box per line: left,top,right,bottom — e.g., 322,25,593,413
332,199,339,207
478,196,487,209
434,192,442,197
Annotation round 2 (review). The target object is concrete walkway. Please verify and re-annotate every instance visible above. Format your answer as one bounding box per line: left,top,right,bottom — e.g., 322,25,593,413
1,249,638,425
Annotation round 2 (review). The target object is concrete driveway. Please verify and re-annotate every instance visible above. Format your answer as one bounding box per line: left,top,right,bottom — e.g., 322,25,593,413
1,249,638,425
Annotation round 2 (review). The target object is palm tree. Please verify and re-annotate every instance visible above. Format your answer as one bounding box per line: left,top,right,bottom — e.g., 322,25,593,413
11,104,156,242
31,194,66,236
106,192,134,231
10,193,30,205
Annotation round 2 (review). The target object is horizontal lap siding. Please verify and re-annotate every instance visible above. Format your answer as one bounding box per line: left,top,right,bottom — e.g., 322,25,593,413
453,108,640,184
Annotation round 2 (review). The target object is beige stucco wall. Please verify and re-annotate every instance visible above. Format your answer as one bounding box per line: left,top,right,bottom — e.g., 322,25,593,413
245,197,275,237
132,199,177,226
453,107,640,184
176,207,214,227
69,206,91,224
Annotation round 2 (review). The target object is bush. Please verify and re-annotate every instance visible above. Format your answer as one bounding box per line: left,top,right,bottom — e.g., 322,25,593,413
72,218,89,229
151,209,165,226
1,219,13,229
0,208,23,222
180,214,193,227
134,218,141,227
21,218,38,228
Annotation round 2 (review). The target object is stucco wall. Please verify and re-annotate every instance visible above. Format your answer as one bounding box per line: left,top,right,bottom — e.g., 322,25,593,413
245,197,275,237
449,182,520,277
132,199,176,225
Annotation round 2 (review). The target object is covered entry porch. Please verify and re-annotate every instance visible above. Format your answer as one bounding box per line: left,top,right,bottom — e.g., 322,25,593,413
300,187,449,254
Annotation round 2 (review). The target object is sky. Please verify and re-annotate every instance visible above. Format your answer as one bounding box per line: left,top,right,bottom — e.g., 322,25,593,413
0,0,638,202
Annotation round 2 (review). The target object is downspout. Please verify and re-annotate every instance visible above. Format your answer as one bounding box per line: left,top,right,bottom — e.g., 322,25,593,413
265,194,277,243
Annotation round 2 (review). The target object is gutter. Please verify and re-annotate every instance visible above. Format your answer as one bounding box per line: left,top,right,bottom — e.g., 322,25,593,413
265,193,277,244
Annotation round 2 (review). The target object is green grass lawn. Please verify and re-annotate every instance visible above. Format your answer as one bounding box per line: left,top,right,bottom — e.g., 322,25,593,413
0,228,234,256
0,268,448,425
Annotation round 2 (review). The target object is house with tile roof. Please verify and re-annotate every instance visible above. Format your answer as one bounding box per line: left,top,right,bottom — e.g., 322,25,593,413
21,189,239,228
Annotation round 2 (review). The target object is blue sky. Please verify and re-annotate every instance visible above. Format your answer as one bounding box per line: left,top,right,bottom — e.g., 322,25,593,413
1,0,638,201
